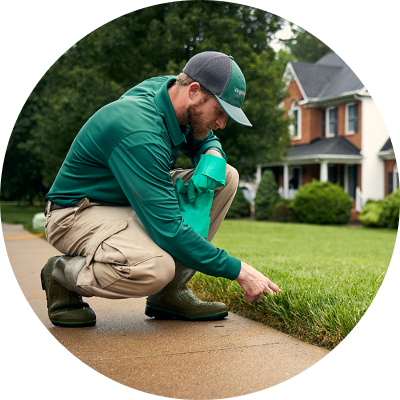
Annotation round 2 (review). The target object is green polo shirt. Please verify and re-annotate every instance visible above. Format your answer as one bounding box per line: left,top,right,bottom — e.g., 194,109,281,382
46,76,241,280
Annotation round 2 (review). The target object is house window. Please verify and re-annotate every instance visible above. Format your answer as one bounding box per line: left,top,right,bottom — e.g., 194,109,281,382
289,101,301,140
346,103,359,134
326,107,338,137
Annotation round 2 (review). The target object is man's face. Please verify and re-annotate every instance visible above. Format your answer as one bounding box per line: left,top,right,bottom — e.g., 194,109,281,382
187,95,228,140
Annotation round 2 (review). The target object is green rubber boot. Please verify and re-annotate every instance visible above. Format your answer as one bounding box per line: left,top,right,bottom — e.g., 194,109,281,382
145,262,228,321
41,256,96,327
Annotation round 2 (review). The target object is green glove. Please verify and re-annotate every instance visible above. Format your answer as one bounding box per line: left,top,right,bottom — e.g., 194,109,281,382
175,177,213,238
187,153,227,202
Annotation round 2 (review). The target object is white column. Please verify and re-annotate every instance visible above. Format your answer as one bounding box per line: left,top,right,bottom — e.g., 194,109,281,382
256,165,262,185
320,160,328,182
283,163,289,199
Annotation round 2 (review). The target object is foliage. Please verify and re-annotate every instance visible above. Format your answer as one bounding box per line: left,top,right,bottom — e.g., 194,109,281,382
269,198,296,222
358,191,399,229
1,81,47,204
291,180,352,225
379,189,400,229
225,187,250,219
358,199,385,228
274,49,296,76
5,1,292,200
0,203,46,237
254,169,280,220
281,27,332,63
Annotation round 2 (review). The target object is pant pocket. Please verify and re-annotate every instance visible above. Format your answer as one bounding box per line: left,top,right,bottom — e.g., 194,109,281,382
90,216,164,282
45,207,77,251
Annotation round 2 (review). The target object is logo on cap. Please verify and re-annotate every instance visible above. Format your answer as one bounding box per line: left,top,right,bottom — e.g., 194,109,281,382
234,88,246,96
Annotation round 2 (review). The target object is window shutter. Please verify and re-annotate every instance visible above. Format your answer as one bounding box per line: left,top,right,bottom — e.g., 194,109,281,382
388,172,393,194
322,110,325,137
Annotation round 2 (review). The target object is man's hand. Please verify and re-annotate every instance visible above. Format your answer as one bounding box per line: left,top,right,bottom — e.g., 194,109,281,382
235,262,281,302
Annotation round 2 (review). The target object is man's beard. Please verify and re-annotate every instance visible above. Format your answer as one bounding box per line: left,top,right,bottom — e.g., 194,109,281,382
187,103,217,140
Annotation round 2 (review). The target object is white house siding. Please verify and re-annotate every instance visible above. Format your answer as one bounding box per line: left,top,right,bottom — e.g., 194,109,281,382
361,96,389,200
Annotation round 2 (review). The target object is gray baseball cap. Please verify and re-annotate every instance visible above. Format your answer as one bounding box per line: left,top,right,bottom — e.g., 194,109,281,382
183,51,252,127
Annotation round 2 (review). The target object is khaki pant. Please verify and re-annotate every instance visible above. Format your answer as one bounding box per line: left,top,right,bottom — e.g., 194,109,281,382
45,165,239,299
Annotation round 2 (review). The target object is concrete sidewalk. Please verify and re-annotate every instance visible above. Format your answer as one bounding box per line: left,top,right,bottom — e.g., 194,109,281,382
3,222,329,399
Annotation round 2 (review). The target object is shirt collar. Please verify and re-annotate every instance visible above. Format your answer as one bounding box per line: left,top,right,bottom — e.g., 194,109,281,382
155,76,187,146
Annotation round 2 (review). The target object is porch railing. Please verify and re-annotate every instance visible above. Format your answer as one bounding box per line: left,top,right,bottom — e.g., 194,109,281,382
278,187,298,200
355,186,365,212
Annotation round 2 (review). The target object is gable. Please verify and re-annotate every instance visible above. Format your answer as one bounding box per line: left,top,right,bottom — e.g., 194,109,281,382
286,53,365,102
291,62,341,99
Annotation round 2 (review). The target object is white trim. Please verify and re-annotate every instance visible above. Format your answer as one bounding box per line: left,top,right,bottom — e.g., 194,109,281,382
288,154,363,161
283,63,309,102
345,102,358,135
289,100,302,140
394,163,398,192
326,106,338,138
378,149,395,160
301,88,370,107
283,163,289,199
261,154,363,167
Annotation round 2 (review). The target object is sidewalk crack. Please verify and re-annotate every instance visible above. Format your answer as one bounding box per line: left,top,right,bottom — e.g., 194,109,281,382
83,342,281,363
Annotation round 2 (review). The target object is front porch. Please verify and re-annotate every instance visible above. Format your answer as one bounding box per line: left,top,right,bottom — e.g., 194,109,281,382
257,159,364,221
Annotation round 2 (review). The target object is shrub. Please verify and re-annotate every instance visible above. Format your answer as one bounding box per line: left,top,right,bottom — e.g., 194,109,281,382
226,187,250,219
359,200,385,227
254,169,280,220
270,199,297,222
291,180,353,225
379,189,400,229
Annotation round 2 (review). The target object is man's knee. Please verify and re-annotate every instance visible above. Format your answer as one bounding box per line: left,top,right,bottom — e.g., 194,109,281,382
225,164,239,186
225,164,239,191
143,254,176,295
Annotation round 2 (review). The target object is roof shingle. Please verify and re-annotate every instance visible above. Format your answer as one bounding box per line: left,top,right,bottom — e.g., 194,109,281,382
290,53,364,100
287,137,361,159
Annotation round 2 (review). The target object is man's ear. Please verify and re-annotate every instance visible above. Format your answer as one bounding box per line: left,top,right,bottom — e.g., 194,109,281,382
188,82,202,101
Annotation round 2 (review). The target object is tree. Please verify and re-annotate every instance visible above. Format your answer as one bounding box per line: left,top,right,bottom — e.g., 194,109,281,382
5,1,292,197
23,64,124,188
281,27,332,63
226,187,250,219
254,169,279,220
1,79,46,203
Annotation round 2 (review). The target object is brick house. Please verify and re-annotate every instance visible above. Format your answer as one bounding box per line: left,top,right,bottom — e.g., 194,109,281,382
255,53,397,219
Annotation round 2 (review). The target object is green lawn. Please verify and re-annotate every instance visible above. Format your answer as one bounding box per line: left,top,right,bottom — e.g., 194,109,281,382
1,203,396,350
0,202,46,237
190,220,397,350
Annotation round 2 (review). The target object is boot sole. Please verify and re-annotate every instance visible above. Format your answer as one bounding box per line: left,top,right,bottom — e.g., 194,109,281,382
41,268,96,328
145,305,228,321
50,320,96,328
